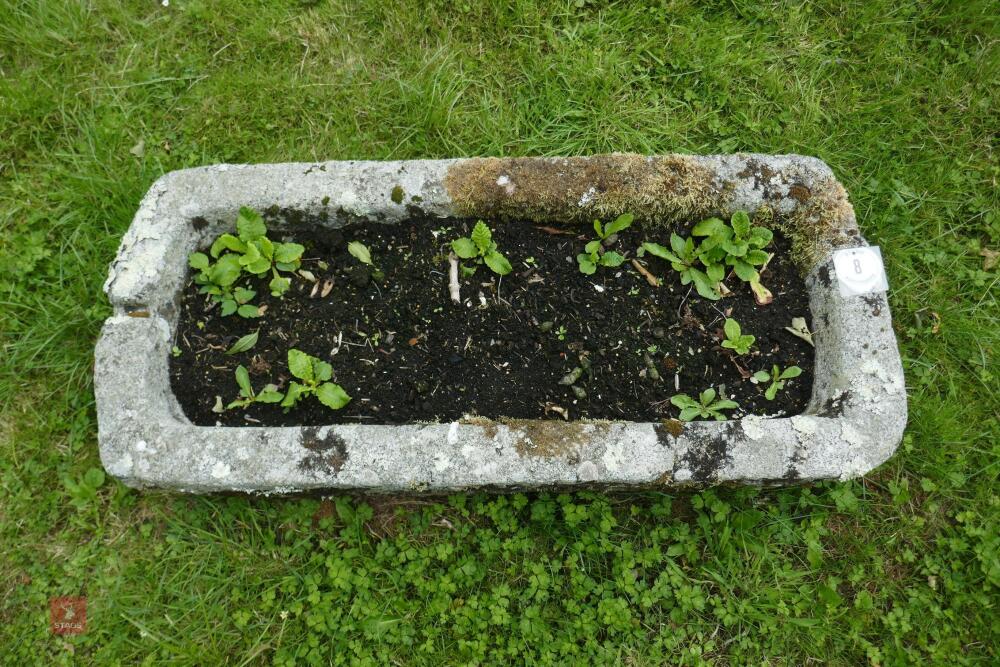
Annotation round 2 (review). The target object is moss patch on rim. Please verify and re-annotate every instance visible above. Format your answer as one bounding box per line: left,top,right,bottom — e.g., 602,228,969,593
444,153,859,276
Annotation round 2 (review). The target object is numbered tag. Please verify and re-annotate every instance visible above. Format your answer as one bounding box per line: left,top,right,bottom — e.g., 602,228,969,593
833,246,888,297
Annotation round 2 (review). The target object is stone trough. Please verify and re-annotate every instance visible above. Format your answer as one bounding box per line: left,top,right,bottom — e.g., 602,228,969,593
95,154,907,493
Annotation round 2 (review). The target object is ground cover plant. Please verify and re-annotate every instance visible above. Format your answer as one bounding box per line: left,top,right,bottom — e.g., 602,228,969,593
0,1,997,664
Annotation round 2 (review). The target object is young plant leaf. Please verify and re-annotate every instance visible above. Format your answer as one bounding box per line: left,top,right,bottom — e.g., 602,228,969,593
211,233,247,258
274,242,305,264
189,252,210,270
605,213,633,236
347,241,372,265
470,221,492,252
692,217,726,237
451,238,478,259
316,383,351,410
280,381,310,408
236,206,267,241
225,330,259,355
600,251,626,267
641,242,680,263
256,387,284,403
288,349,314,382
731,211,751,238
780,365,802,380
269,274,291,297
313,359,333,382
235,365,253,398
211,254,243,286
483,250,512,276
237,304,261,318
724,318,741,340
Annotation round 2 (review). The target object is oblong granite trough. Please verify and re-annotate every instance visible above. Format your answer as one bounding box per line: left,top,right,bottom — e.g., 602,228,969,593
95,154,906,493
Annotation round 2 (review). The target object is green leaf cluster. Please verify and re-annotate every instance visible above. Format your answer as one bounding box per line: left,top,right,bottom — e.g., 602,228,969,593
187,207,305,317
577,214,632,275
693,211,773,302
639,211,773,301
281,349,352,411
753,364,802,400
670,388,739,421
451,221,512,276
721,318,755,355
640,234,724,299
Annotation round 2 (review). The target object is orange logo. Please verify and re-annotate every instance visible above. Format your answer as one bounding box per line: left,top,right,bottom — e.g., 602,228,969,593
50,597,87,635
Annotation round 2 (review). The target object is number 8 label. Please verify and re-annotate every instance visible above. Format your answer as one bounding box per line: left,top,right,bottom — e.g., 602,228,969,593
833,246,889,297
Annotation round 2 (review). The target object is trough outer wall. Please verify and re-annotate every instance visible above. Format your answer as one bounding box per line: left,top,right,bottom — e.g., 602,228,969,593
96,154,907,493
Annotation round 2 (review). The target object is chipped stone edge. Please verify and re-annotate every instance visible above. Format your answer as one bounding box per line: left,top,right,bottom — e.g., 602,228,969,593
95,154,907,494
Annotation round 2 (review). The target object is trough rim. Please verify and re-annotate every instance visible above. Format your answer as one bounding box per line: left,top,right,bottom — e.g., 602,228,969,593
95,153,907,493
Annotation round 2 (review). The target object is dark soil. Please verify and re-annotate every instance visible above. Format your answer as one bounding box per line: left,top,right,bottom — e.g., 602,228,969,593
170,216,815,425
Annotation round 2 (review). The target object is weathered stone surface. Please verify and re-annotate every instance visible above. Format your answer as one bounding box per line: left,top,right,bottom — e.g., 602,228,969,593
95,154,907,493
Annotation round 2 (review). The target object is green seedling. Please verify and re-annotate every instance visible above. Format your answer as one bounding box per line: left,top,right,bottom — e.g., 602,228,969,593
188,207,305,315
577,213,633,275
555,325,568,341
347,241,386,281
670,388,739,421
280,349,352,411
753,364,802,400
720,318,755,355
224,330,259,355
451,221,512,276
692,211,774,304
188,254,260,317
640,234,723,300
227,365,284,409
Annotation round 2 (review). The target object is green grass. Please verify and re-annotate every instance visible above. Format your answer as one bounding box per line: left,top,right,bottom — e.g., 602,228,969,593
1,0,997,663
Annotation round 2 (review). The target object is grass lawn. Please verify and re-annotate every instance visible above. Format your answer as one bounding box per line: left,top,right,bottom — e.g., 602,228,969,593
1,0,997,664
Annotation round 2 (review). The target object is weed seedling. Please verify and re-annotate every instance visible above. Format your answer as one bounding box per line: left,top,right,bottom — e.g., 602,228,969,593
753,364,802,400
577,213,633,275
671,389,739,421
721,318,755,355
555,325,568,341
281,349,352,411
227,365,284,409
451,221,512,276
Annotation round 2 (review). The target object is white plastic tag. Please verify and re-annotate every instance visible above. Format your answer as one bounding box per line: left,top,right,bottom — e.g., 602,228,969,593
833,246,888,297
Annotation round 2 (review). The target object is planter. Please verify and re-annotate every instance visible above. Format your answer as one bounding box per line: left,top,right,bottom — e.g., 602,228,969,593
96,154,906,493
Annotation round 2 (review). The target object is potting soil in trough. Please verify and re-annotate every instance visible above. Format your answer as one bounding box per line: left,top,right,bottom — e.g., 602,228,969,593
171,217,815,426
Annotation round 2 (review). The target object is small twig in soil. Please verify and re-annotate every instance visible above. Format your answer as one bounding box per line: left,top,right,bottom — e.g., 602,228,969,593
448,252,461,304
535,226,576,236
727,355,751,379
677,285,694,319
631,259,660,287
543,403,570,420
